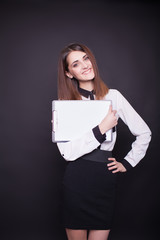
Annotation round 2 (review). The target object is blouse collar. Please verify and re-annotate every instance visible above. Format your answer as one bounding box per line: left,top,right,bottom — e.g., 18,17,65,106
78,86,95,99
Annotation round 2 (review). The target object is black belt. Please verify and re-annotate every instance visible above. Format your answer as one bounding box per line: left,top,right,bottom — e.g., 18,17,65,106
81,148,112,163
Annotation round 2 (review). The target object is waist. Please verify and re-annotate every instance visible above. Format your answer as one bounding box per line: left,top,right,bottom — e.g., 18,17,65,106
80,148,112,163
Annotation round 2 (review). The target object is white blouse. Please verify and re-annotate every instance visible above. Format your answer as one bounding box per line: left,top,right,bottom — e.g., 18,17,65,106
57,89,151,168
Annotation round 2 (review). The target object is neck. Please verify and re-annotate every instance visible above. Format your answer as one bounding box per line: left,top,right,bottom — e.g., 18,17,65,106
79,80,94,91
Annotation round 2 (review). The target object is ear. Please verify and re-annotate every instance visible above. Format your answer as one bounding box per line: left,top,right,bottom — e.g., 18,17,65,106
65,71,73,79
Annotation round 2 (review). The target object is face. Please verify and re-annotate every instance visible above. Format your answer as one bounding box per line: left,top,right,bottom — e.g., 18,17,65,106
66,51,95,81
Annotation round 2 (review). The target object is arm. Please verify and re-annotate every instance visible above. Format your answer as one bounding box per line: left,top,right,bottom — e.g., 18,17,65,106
57,105,117,161
99,90,151,172
57,126,105,161
116,90,152,168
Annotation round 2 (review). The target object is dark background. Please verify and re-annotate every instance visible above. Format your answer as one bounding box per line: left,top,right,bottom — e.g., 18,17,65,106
1,0,159,239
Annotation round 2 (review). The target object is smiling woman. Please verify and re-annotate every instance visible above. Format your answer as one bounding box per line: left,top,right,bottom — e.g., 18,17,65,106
65,51,95,87
58,43,108,100
55,43,151,240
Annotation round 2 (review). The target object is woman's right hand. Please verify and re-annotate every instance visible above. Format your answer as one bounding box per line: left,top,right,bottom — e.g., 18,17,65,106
99,105,117,134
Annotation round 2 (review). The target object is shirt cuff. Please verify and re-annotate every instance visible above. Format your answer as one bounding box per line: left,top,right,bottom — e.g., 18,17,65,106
92,125,106,144
121,159,133,171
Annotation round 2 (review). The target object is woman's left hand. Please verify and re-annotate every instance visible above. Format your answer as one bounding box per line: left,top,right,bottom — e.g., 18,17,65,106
107,158,127,173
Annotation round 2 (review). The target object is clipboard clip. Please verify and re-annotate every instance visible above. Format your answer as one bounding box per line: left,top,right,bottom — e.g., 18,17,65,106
51,110,58,132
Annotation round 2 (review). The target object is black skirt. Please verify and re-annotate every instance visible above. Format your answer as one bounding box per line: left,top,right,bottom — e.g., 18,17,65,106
62,149,117,230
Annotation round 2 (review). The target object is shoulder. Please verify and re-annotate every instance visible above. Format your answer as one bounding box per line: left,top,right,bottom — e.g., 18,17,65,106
103,89,122,99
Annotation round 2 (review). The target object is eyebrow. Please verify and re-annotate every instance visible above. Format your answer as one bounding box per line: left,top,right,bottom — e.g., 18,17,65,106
71,54,87,66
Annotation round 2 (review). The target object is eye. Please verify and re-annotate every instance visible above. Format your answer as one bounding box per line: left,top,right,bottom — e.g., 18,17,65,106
84,56,89,61
73,63,78,68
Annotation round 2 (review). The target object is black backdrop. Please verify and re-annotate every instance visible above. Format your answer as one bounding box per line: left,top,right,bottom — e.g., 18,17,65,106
1,1,159,239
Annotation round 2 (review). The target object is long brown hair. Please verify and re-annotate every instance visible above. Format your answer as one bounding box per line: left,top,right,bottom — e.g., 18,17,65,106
58,43,109,100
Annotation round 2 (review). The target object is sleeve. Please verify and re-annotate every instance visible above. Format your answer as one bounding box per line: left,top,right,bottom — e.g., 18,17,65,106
57,127,104,161
92,125,106,143
121,159,133,170
116,90,152,167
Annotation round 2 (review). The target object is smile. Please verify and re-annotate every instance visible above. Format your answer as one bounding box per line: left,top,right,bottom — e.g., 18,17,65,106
82,68,92,75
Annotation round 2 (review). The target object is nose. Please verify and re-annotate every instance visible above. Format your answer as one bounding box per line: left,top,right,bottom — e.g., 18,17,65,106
81,61,88,68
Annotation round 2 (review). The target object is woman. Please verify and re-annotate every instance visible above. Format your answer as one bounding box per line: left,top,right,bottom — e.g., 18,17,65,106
56,43,151,240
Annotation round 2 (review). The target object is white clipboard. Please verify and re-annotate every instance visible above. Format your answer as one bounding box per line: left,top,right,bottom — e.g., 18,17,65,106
52,100,112,142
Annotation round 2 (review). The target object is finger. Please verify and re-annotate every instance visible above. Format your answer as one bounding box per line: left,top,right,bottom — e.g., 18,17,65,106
108,165,117,170
112,110,117,115
107,161,116,167
114,121,118,126
108,158,116,161
112,169,120,173
108,104,112,113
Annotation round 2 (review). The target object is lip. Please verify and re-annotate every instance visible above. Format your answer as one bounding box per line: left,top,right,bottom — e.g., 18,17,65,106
82,68,92,75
